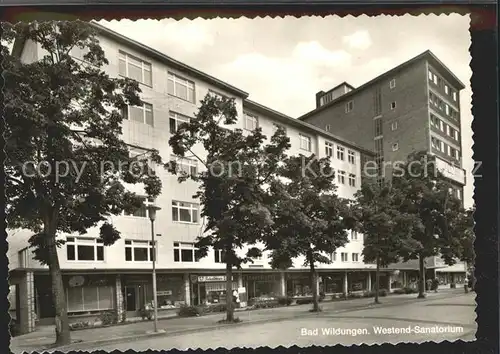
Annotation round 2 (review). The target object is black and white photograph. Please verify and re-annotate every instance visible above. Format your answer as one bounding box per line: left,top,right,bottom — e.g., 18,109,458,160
3,13,481,353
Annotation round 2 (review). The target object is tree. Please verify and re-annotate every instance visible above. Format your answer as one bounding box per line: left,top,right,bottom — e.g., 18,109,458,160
266,154,354,312
353,180,420,304
391,151,464,298
3,22,163,345
168,93,290,323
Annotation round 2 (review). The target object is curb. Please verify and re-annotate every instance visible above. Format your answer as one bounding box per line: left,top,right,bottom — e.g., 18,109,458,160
49,291,469,352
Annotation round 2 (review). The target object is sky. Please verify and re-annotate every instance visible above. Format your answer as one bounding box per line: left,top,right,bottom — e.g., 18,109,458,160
99,15,473,208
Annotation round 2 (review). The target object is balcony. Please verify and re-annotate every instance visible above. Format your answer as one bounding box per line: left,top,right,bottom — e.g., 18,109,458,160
433,156,466,185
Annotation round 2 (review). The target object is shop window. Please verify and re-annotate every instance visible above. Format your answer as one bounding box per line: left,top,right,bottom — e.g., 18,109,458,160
66,237,104,262
173,242,199,262
65,277,114,314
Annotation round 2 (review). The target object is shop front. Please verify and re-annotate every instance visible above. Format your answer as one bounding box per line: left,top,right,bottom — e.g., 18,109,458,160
244,273,282,299
286,273,313,297
320,273,344,294
191,274,238,305
122,274,186,316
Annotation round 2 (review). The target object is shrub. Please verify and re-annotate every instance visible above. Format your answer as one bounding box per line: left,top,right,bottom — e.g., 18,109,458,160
99,310,118,326
404,287,418,294
393,288,406,295
253,300,279,309
296,298,313,305
277,296,293,306
379,289,388,297
140,307,153,320
177,305,202,317
69,321,91,331
209,303,227,313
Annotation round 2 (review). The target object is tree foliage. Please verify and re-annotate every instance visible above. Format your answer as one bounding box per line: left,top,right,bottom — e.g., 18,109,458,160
3,21,163,345
266,154,355,311
168,93,290,321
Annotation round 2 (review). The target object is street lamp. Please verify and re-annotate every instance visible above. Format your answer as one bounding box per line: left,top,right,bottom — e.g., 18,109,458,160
148,204,161,333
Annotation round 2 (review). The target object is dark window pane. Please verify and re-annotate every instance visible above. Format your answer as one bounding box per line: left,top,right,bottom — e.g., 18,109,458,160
221,251,226,263
172,208,179,221
125,247,132,261
150,248,154,262
214,251,220,263
134,248,148,261
174,249,180,262
67,245,75,260
192,210,198,223
169,118,177,133
179,209,191,222
96,246,104,261
181,249,193,262
125,240,132,245
78,245,95,261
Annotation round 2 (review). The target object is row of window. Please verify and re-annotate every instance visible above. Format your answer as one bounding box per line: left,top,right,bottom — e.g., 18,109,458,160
430,114,460,142
428,69,458,102
429,91,459,121
331,252,360,263
123,198,199,223
431,136,461,161
119,51,197,103
324,142,356,164
65,237,362,263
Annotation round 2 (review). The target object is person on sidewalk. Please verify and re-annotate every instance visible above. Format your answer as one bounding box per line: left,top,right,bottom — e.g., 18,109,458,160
432,278,439,293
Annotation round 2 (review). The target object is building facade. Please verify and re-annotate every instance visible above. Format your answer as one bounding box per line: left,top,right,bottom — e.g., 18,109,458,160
8,22,396,334
298,51,468,285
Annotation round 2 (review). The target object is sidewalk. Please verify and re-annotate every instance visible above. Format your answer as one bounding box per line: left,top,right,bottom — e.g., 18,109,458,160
10,288,467,353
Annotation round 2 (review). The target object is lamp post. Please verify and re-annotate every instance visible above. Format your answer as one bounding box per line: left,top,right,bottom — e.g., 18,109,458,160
148,204,161,333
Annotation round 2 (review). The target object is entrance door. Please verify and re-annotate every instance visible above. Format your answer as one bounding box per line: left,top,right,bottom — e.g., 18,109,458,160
125,286,136,312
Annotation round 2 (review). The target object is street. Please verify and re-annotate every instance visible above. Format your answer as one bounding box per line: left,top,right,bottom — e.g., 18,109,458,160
68,292,476,352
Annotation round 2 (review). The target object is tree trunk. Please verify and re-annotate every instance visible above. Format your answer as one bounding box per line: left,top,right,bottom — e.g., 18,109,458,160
417,253,426,299
225,261,234,322
46,228,71,346
374,254,381,304
309,257,320,312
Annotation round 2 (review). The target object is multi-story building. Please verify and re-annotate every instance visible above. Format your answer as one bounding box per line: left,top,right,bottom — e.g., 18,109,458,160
298,50,468,288
8,22,390,335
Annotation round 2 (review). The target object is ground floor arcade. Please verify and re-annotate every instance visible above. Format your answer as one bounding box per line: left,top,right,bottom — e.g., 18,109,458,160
9,267,466,335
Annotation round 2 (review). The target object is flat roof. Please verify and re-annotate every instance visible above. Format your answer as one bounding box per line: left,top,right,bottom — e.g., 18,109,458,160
244,99,375,157
90,22,249,99
300,50,466,121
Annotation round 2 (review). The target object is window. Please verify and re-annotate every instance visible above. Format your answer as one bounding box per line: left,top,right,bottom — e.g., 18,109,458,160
351,231,358,240
428,70,433,81
169,112,190,133
325,124,331,132
454,130,459,141
214,249,226,263
337,146,345,160
299,134,312,151
389,79,396,89
341,252,348,262
392,143,399,151
244,112,258,131
431,137,440,150
124,102,154,127
325,141,334,157
430,114,439,128
347,150,355,164
123,197,154,218
348,174,356,187
452,91,457,101
331,252,337,262
118,51,152,86
66,237,104,262
337,170,346,184
445,84,449,95
168,72,195,103
173,242,199,263
125,240,155,262
445,104,450,116
172,201,199,223
439,120,444,132
352,253,359,262
374,118,383,137
391,121,398,131
66,282,114,313
171,155,198,176
345,100,353,113
390,101,396,110
449,147,457,159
